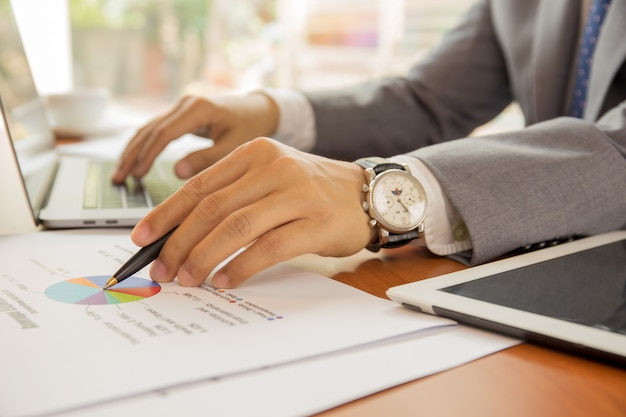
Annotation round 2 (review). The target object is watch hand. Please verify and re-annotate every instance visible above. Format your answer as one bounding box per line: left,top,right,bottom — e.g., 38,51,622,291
396,197,410,213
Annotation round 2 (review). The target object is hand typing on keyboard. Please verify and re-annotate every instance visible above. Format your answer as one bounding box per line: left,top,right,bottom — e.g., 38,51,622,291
111,94,279,184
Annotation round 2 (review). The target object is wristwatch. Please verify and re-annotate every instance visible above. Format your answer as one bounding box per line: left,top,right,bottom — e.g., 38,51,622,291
355,157,428,252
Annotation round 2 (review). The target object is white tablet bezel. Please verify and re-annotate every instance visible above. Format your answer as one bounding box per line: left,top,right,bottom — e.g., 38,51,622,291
386,231,626,364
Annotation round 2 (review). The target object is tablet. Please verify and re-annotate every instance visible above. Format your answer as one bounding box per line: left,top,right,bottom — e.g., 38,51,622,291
387,231,626,366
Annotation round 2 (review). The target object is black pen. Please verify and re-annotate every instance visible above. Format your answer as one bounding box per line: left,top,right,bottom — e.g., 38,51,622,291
102,227,177,290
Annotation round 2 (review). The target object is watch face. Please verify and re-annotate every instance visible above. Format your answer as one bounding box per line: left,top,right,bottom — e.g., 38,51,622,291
369,169,427,233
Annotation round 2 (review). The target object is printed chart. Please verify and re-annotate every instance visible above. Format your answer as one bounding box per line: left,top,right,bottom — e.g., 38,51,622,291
45,276,161,305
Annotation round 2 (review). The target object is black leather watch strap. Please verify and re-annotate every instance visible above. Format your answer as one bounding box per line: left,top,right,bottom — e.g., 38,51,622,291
367,229,421,252
372,162,405,174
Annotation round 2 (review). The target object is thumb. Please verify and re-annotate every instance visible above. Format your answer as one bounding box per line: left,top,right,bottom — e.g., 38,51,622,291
175,131,256,178
175,146,228,178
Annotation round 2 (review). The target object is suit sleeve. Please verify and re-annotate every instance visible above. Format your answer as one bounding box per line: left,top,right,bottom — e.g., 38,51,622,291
411,105,626,264
304,0,512,161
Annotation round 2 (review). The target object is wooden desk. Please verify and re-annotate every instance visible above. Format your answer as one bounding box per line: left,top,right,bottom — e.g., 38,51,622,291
289,246,626,417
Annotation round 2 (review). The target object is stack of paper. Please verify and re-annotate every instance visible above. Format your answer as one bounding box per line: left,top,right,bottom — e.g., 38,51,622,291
0,229,518,417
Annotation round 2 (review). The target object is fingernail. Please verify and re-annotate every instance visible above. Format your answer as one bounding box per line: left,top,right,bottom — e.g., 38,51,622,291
212,271,230,289
150,259,167,282
131,223,150,245
177,263,195,286
175,160,194,179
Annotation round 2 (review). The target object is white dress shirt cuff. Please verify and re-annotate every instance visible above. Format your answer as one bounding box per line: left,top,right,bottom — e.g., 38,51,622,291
253,88,317,152
389,155,473,256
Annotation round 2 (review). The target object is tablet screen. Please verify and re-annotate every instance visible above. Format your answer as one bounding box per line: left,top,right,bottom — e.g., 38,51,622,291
441,239,626,335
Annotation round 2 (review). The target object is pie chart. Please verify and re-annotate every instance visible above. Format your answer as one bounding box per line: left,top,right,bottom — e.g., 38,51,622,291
45,276,161,305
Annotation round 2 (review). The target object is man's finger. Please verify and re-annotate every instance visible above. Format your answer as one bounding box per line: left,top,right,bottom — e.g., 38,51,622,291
210,219,320,288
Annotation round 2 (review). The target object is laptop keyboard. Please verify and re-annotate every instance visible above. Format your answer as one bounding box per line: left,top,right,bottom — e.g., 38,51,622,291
83,161,185,209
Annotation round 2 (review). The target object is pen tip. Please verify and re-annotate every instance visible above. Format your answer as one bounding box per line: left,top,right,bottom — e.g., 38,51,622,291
102,276,118,290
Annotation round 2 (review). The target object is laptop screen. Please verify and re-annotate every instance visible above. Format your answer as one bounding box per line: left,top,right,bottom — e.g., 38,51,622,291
0,0,57,220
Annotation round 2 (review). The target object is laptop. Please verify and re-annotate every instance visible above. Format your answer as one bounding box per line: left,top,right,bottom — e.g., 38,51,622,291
387,231,626,366
0,0,185,230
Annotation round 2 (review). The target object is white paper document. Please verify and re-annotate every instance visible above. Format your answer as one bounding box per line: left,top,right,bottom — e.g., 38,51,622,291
0,229,456,417
53,326,518,417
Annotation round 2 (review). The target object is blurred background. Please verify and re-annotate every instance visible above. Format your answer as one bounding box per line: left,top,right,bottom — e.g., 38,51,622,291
12,0,521,131
15,0,473,97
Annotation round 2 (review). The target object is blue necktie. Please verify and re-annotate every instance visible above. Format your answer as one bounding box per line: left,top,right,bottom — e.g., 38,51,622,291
569,0,612,118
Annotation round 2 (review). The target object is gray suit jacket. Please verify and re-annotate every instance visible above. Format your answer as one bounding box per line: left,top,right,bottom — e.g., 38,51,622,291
304,0,626,264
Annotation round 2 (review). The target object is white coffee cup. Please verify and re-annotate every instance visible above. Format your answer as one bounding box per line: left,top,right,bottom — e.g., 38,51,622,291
44,88,110,135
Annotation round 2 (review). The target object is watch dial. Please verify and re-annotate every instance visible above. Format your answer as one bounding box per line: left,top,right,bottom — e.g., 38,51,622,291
370,170,427,232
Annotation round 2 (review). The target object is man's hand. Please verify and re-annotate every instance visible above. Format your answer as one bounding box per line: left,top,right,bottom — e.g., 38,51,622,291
130,138,376,288
112,93,279,183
